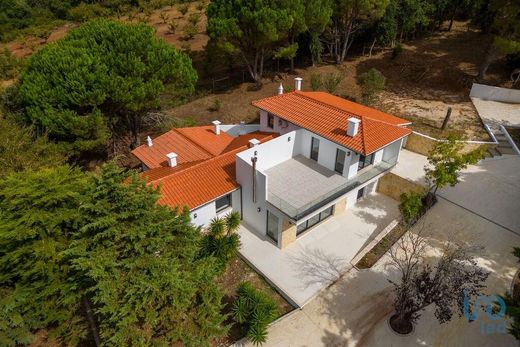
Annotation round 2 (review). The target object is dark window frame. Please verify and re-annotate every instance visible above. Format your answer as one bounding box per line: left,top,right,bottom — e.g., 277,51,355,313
357,187,365,200
335,149,346,174
267,113,275,129
215,193,232,213
266,210,279,242
296,206,334,236
358,153,374,171
310,137,320,161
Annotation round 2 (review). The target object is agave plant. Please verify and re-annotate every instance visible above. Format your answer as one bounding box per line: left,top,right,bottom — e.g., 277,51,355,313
232,282,278,345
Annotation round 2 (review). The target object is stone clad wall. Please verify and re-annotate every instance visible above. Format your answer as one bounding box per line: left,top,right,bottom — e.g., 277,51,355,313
376,172,426,201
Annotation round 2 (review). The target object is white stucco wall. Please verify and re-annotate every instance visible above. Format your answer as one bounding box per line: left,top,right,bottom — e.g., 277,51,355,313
382,138,403,162
259,110,301,135
190,189,241,228
236,156,269,234
237,131,300,172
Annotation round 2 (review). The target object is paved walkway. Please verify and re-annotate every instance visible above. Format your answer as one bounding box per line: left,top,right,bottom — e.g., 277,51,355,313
239,154,520,347
391,150,429,186
238,193,399,307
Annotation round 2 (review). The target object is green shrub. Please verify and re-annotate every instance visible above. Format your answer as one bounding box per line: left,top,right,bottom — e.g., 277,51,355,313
399,191,424,225
179,3,189,16
208,98,222,112
359,68,386,105
200,212,241,268
159,12,170,24
0,48,22,80
392,43,403,59
310,73,323,91
183,22,198,39
68,3,110,22
233,281,278,345
188,13,201,25
323,72,342,94
168,20,177,34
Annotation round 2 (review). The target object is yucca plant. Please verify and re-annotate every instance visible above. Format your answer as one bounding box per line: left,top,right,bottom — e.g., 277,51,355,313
232,282,278,346
200,212,242,268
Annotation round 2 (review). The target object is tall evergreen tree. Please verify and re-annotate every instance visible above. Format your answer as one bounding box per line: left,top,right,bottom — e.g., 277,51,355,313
68,163,226,346
17,19,197,154
207,0,293,83
0,166,88,346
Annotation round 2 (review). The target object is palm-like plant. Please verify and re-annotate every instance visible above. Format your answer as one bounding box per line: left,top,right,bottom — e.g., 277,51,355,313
201,212,242,268
232,281,278,345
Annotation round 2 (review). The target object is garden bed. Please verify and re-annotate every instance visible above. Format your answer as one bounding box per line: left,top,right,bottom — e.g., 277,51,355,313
355,193,436,269
213,257,294,346
356,222,406,269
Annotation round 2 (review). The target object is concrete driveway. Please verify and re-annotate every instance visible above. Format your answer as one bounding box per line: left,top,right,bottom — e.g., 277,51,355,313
242,156,520,347
238,193,399,307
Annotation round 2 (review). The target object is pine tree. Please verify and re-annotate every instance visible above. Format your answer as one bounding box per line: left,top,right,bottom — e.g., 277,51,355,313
0,166,88,346
68,163,226,346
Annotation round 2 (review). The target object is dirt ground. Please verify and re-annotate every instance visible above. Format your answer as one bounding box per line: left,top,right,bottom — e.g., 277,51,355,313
2,17,511,141
165,22,503,140
1,2,209,58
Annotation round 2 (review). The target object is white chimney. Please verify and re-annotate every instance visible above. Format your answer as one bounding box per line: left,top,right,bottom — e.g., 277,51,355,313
146,136,153,147
249,138,260,148
347,118,361,137
238,121,246,135
277,83,284,95
166,152,178,167
294,77,303,91
212,120,221,135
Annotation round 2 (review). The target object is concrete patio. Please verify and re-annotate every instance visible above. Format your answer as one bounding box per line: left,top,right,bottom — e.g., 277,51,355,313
238,193,399,307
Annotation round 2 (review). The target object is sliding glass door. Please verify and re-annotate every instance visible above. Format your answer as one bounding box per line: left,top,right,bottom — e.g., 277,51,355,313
266,211,279,243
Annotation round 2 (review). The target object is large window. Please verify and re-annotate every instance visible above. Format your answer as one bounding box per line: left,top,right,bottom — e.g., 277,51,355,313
296,206,333,236
266,210,279,242
267,113,274,129
358,153,374,171
215,193,232,212
335,149,346,174
310,137,320,161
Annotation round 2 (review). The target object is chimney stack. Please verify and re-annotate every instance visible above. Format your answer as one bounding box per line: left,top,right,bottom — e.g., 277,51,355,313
294,77,303,91
238,120,246,135
277,83,284,95
146,136,153,147
166,152,178,167
347,118,361,137
212,120,221,135
249,138,260,148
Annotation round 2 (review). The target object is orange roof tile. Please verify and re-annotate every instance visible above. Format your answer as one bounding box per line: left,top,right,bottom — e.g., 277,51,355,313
139,131,276,210
252,91,412,155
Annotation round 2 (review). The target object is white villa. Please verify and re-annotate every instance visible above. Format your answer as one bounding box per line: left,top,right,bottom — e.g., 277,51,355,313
132,78,412,249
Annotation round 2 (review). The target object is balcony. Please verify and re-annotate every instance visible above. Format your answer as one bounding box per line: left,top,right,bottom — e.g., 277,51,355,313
266,154,397,220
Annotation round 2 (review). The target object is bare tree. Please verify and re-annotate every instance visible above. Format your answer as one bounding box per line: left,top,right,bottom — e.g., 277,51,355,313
388,225,489,334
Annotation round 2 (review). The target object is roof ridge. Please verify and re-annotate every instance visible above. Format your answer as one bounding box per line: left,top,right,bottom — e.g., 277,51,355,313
148,146,243,184
296,91,406,127
174,127,216,157
148,132,277,183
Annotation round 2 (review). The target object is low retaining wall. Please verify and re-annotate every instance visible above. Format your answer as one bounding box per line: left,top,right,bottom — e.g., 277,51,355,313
470,83,520,104
404,132,487,156
377,172,426,201
351,219,399,267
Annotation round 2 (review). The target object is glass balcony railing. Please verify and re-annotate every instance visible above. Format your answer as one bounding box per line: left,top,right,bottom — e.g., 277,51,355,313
267,156,398,220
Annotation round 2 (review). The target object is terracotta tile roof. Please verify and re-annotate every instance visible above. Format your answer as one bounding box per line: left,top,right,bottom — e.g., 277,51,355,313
138,131,276,210
132,127,216,169
252,91,412,155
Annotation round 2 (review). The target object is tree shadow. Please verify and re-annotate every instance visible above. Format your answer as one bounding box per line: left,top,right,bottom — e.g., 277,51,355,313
287,246,350,289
